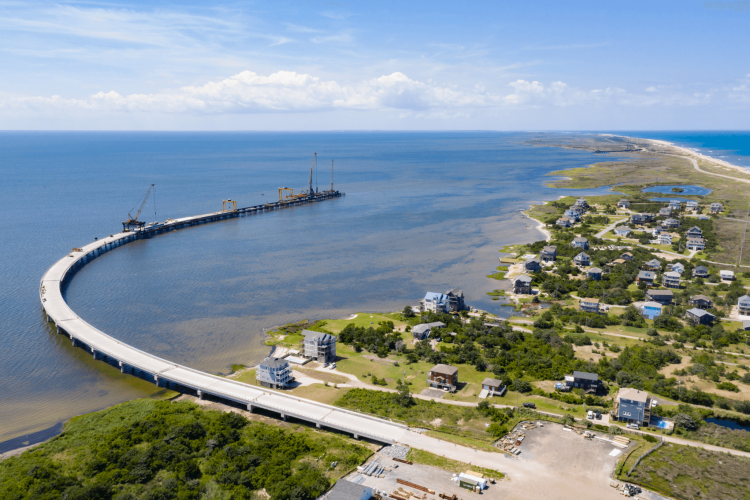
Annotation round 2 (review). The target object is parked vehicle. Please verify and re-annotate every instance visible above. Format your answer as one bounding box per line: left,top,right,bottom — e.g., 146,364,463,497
523,402,536,409
587,410,594,419
329,363,337,369
651,400,658,407
595,412,602,420
627,423,640,430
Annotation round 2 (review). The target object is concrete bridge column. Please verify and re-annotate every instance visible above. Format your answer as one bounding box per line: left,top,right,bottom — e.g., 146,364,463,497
92,349,98,360
71,337,77,347
154,375,160,387
316,423,321,429
353,434,359,440
281,414,286,421
247,404,254,412
119,361,124,373
197,390,203,400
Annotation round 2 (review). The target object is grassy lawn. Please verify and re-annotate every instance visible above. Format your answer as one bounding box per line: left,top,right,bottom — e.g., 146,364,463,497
406,448,504,479
294,368,350,385
324,313,409,334
627,442,750,499
335,344,433,391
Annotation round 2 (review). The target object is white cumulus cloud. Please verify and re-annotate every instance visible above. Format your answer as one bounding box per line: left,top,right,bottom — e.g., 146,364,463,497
0,69,733,116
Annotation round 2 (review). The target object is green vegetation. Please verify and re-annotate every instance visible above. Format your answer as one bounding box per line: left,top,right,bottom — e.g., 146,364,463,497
335,388,500,448
405,449,503,479
628,443,750,499
0,399,372,500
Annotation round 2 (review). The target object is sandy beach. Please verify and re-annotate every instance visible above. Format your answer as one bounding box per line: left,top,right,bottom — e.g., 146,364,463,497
611,134,749,175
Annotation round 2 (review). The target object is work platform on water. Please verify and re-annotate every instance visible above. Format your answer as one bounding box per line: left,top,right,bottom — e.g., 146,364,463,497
39,173,411,444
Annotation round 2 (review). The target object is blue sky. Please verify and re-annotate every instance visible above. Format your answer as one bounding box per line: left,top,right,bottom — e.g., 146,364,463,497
0,0,748,130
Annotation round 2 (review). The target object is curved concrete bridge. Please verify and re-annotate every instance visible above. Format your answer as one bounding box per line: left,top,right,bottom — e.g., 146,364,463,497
40,201,406,445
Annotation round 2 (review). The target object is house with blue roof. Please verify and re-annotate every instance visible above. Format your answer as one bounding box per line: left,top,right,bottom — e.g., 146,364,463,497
640,301,663,320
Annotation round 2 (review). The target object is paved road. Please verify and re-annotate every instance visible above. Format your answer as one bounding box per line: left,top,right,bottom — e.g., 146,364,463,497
595,216,629,238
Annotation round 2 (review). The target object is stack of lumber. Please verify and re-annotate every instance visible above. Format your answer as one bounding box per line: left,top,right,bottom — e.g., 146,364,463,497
612,435,630,449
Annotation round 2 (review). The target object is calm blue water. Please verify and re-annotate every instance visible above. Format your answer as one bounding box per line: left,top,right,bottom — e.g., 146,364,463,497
648,198,699,203
642,185,712,196
0,131,622,443
604,131,750,171
706,417,750,431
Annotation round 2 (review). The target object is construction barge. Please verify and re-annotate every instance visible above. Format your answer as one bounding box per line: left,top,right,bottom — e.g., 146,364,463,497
122,153,343,238
128,189,344,239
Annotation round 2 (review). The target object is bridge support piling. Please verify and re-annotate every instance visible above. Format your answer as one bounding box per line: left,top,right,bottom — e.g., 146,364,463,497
281,414,286,421
247,404,254,412
119,362,124,373
316,423,321,429
197,390,203,400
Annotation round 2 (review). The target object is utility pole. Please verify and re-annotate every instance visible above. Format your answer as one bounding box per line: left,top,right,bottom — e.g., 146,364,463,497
737,190,749,267
516,351,521,409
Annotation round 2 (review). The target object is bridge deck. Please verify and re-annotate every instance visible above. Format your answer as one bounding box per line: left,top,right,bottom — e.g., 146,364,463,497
39,200,406,445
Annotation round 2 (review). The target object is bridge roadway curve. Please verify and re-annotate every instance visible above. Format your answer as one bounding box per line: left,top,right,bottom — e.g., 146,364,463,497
39,205,407,445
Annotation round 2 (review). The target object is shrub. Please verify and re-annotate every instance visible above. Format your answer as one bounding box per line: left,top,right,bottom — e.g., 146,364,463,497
716,381,740,392
609,425,623,435
513,379,532,393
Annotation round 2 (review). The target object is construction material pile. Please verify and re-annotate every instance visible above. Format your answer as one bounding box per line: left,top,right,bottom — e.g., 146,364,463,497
381,445,411,460
620,483,641,497
496,420,541,455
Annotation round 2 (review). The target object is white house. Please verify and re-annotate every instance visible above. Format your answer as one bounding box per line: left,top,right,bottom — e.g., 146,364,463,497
686,201,699,211
663,271,681,289
614,226,631,237
657,233,673,245
423,292,449,313
710,203,723,214
720,270,735,281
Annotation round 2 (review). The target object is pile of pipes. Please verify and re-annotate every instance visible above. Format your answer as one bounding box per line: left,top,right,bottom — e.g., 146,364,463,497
358,460,386,478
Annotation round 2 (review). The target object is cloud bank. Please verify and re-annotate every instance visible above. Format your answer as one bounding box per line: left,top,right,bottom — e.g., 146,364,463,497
0,69,742,117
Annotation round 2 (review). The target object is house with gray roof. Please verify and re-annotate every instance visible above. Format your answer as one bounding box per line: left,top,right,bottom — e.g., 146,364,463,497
669,200,681,210
686,200,699,211
573,252,590,266
556,217,572,228
687,226,703,238
738,295,750,316
587,267,603,281
685,308,715,326
524,257,542,272
614,226,631,237
445,288,466,312
643,259,661,271
710,203,723,214
428,364,459,392
327,479,372,500
647,289,673,305
256,357,293,389
300,330,337,364
540,245,557,262
687,237,705,251
663,271,681,289
579,297,600,314
689,294,713,309
513,274,533,294
564,371,602,394
693,265,709,278
658,207,671,217
571,237,589,249
662,218,680,229
637,270,656,286
614,388,652,426
618,199,630,209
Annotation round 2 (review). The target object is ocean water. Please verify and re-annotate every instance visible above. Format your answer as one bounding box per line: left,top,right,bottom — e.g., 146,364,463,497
605,131,750,171
0,131,639,445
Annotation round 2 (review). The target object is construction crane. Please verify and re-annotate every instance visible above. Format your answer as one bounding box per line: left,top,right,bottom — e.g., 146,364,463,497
122,184,154,232
308,153,316,197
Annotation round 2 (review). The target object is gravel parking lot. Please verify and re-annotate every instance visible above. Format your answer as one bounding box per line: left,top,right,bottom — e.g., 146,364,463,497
517,423,630,482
